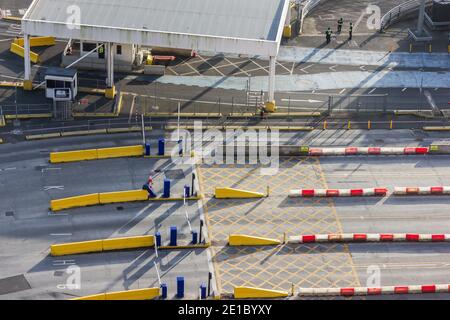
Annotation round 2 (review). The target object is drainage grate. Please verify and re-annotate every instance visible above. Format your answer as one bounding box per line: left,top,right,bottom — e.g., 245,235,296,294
164,169,185,180
116,206,124,211
5,211,14,217
0,274,31,295
53,271,64,277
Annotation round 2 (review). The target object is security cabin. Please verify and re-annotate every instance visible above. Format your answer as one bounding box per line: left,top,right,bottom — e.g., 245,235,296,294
45,67,78,101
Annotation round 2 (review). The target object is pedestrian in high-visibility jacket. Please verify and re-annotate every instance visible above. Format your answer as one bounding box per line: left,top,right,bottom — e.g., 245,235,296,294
325,27,332,44
337,18,343,33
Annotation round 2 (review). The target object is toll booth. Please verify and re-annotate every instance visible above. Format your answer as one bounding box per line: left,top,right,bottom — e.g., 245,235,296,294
45,67,78,119
45,67,78,101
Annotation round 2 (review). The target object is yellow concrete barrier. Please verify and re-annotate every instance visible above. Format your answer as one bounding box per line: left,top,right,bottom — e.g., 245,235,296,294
215,187,265,199
14,36,56,47
229,234,281,246
5,113,52,119
60,129,108,137
423,126,450,131
50,149,98,163
97,145,144,159
105,288,160,300
10,43,39,63
99,190,149,204
51,240,103,256
25,133,61,140
71,293,107,300
0,115,5,127
50,193,100,211
234,286,289,299
72,288,160,300
102,235,155,251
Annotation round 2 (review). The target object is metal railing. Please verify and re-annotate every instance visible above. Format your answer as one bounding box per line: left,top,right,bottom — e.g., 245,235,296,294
380,0,432,32
299,0,328,34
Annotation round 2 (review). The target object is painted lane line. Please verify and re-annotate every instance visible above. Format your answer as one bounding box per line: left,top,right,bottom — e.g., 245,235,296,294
339,88,346,94
299,64,313,74
402,88,408,92
368,88,377,94
329,65,338,72
50,233,73,236
223,57,250,77
44,186,64,191
281,98,325,103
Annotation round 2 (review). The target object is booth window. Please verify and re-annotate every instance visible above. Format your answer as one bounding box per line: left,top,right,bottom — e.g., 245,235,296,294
83,42,97,52
47,80,72,89
116,45,122,55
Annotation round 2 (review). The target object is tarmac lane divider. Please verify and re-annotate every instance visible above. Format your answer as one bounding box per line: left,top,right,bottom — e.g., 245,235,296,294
308,147,429,156
287,233,450,244
298,284,450,297
214,187,267,199
393,186,450,196
228,234,282,246
289,187,388,198
71,288,161,300
50,193,100,212
234,287,289,299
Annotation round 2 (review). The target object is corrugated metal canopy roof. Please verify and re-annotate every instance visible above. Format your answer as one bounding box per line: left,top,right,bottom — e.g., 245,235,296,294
22,0,289,56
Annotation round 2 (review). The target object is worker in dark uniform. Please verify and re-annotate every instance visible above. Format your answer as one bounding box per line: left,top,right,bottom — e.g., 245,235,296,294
325,27,332,44
143,173,157,198
337,18,343,33
349,22,353,40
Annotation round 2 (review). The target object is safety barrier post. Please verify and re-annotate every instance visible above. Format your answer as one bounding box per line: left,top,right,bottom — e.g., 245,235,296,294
158,138,165,156
347,121,351,130
163,179,171,198
409,42,413,53
145,142,151,156
192,231,198,244
161,284,168,299
170,226,178,246
200,284,207,300
177,277,185,298
368,120,371,130
323,120,327,130
390,120,393,130
184,185,191,198
155,232,162,247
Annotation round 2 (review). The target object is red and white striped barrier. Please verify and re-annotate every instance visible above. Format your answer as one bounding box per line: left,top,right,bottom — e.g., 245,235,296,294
394,186,450,195
289,187,388,198
298,284,450,296
288,233,450,244
308,147,429,156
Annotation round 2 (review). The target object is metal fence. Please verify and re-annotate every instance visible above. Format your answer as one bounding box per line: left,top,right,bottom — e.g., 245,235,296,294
380,0,433,31
0,104,52,116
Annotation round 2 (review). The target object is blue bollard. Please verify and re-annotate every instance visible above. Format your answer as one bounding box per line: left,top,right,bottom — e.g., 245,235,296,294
145,142,151,156
176,276,184,298
155,232,161,247
158,138,165,156
163,178,171,198
184,185,190,198
170,226,177,246
192,231,198,245
161,283,167,299
200,283,207,299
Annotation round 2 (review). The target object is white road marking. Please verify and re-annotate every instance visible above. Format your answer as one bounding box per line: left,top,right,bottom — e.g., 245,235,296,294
44,186,64,191
50,233,72,236
329,65,338,72
299,64,313,74
281,98,325,103
402,87,408,92
223,57,250,77
339,88,346,94
368,88,377,94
